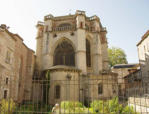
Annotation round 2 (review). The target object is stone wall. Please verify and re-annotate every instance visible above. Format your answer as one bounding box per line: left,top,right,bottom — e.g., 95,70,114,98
0,26,16,100
13,35,35,103
0,25,35,103
129,97,149,113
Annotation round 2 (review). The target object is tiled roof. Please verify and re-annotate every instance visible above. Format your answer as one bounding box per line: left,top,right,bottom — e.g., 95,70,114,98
112,63,139,69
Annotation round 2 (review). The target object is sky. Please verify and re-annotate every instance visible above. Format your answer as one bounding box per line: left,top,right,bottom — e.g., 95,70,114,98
0,0,149,63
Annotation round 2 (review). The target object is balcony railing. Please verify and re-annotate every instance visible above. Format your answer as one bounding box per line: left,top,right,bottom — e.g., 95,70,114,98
53,26,75,31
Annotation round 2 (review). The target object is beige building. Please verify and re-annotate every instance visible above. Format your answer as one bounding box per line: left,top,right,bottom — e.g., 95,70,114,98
112,64,140,96
0,24,16,101
137,30,149,94
124,69,142,97
0,24,35,103
34,10,117,105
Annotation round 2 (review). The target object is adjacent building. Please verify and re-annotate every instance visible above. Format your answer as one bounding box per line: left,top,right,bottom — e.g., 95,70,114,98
124,69,142,97
0,24,16,101
0,24,35,103
112,64,140,96
137,30,149,94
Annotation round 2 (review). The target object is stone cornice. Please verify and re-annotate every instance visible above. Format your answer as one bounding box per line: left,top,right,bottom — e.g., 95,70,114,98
76,50,86,53
46,65,81,73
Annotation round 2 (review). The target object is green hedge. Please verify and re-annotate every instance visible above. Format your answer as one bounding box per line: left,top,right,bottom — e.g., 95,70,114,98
60,98,139,114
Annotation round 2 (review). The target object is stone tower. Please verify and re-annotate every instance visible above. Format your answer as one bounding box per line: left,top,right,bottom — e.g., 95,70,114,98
34,10,117,105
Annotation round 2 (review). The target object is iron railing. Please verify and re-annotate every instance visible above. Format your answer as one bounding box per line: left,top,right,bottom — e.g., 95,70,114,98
0,75,149,114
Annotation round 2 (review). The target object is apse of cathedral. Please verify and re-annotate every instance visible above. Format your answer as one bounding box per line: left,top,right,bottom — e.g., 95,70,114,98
34,10,117,104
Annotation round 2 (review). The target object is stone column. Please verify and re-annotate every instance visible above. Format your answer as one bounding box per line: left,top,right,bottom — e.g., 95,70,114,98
75,11,87,74
100,29,109,71
42,15,53,69
93,33,102,74
35,23,44,72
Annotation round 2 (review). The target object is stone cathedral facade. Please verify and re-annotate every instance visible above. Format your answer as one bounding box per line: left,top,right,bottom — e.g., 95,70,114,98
34,10,117,105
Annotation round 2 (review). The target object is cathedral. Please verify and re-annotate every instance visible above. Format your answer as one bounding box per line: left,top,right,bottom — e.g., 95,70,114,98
34,10,117,105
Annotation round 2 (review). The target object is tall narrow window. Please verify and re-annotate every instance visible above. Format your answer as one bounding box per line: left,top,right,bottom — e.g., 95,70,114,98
86,39,91,67
6,77,8,85
118,85,122,95
5,51,11,63
46,32,49,53
4,90,8,99
98,83,103,94
54,40,75,66
112,84,116,94
80,22,83,28
55,85,60,99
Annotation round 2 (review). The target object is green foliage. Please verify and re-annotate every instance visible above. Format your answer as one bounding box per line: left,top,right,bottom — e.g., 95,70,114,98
14,104,52,113
60,99,138,114
90,100,104,112
0,98,137,114
61,101,84,109
0,99,16,114
122,105,137,114
90,97,138,114
108,47,128,67
61,101,85,113
15,105,34,112
46,70,50,80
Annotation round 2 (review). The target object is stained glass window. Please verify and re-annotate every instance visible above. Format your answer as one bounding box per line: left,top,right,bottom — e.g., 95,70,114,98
54,40,75,66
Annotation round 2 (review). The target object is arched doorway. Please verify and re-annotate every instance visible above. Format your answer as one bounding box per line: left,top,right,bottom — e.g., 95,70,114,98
53,40,75,66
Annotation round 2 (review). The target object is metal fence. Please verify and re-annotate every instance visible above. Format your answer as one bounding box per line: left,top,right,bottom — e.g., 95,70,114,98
0,75,149,114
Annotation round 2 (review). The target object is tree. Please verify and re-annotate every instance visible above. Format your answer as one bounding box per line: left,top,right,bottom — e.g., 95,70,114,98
108,47,128,67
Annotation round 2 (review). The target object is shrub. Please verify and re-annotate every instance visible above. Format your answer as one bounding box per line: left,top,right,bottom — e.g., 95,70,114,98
15,105,34,111
90,97,139,114
0,99,16,114
14,103,52,113
61,101,83,109
61,101,85,113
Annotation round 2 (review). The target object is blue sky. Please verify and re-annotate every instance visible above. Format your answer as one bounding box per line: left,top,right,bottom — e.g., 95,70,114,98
0,0,149,63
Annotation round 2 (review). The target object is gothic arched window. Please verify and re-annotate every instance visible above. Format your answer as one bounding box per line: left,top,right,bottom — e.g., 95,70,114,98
55,85,61,99
54,40,75,66
86,39,91,67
